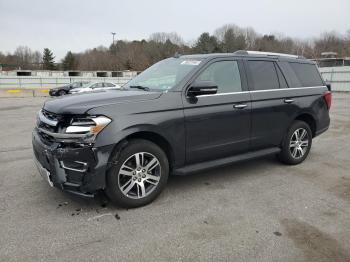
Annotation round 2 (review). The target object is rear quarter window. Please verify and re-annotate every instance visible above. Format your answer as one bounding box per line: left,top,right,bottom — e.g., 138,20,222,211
289,62,323,87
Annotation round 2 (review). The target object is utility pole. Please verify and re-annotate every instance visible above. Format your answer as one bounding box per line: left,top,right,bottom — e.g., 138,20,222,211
111,32,116,45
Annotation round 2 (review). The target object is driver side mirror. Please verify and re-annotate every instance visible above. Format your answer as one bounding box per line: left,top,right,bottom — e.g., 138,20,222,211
187,81,218,97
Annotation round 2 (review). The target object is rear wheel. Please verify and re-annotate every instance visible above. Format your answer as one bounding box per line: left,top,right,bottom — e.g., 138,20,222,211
278,120,312,165
105,139,169,208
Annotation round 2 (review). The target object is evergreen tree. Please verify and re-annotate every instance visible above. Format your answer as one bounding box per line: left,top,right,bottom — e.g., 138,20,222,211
61,51,75,70
42,48,55,70
194,33,220,53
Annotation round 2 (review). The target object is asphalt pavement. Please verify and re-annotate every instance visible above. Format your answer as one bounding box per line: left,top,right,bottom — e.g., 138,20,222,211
0,94,349,262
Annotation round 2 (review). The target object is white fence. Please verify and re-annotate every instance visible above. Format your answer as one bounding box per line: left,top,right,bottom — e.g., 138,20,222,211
319,66,350,92
0,76,134,89
1,67,349,92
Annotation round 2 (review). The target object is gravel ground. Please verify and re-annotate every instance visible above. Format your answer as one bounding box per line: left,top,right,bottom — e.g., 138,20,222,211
0,94,349,262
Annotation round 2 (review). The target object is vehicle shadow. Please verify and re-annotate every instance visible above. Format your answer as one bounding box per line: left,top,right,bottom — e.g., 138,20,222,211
168,156,277,188
58,155,279,211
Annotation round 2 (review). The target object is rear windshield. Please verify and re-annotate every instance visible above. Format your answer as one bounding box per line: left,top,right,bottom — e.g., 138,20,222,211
288,62,323,87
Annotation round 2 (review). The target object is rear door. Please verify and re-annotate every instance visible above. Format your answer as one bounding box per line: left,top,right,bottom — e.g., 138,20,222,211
245,59,297,149
183,59,251,164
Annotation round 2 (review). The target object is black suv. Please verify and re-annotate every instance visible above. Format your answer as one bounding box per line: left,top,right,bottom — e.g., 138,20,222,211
33,51,331,207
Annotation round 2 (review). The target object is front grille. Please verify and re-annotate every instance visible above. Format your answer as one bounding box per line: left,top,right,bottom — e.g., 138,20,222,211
36,109,88,144
37,109,64,143
38,130,55,144
42,109,60,122
38,109,59,133
38,121,56,133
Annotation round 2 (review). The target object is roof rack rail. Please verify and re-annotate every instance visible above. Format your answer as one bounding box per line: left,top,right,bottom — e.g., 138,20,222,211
234,50,303,59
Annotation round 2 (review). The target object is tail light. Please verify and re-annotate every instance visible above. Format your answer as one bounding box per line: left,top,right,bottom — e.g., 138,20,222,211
324,91,332,110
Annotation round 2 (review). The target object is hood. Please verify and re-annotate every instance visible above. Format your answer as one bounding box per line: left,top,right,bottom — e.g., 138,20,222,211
50,85,71,93
53,84,70,90
44,89,162,115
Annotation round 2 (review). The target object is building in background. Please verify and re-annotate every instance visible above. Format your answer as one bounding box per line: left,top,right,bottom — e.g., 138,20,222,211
314,52,350,68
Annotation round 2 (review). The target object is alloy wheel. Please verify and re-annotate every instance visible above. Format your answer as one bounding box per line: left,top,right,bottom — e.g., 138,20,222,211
289,128,309,159
118,152,161,199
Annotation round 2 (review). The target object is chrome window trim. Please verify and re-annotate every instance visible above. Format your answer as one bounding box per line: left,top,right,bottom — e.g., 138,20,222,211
198,91,250,97
249,86,326,93
195,86,326,98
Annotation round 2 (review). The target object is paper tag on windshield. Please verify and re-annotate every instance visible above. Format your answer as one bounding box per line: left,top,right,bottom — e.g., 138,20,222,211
181,60,201,66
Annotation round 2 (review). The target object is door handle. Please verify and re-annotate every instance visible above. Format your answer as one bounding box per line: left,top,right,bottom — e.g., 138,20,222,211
284,99,294,104
233,104,247,109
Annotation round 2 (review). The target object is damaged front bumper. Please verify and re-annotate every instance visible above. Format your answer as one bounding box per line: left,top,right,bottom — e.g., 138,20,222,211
32,128,114,197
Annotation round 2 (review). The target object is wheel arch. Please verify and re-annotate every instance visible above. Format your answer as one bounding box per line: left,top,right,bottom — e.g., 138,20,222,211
294,113,317,137
109,130,175,171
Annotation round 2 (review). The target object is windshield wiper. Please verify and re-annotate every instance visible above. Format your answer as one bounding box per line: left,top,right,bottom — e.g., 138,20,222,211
129,85,150,91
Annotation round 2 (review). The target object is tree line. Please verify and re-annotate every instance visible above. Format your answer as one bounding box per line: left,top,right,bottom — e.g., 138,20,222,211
1,24,350,71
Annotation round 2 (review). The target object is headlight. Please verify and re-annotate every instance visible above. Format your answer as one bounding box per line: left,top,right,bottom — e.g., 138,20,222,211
66,116,111,136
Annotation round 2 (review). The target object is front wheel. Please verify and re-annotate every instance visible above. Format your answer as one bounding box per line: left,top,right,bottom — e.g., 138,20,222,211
105,139,169,208
278,120,312,165
58,90,66,96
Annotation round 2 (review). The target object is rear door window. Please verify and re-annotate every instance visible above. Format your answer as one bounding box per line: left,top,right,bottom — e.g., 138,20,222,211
247,61,279,90
288,63,323,87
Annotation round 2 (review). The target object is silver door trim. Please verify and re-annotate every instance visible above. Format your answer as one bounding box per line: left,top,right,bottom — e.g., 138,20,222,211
195,86,326,98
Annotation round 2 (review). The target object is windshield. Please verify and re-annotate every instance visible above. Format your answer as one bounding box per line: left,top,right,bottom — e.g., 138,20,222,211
124,58,202,91
71,82,82,88
83,82,99,88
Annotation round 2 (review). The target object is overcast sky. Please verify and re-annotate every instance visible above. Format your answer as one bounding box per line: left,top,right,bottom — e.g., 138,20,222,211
0,0,349,59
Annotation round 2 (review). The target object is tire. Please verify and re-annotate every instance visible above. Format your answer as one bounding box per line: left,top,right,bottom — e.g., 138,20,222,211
58,90,66,96
105,139,169,208
278,120,312,165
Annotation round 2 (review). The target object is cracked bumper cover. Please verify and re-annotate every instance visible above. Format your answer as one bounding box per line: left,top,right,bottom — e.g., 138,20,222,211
32,128,114,196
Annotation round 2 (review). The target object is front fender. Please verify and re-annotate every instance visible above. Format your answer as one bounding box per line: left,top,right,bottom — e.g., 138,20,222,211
95,123,186,168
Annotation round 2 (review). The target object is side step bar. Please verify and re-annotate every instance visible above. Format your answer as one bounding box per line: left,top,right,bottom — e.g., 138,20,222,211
173,147,281,175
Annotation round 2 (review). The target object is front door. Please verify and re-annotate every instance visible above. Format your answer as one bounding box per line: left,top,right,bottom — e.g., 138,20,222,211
183,59,251,164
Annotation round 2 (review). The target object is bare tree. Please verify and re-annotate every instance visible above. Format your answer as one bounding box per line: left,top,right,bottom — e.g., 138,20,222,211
149,32,184,46
2,26,350,72
13,46,42,69
244,27,259,49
